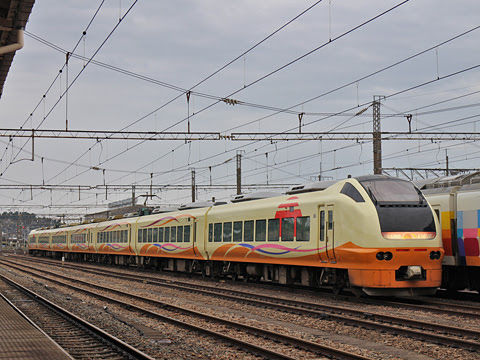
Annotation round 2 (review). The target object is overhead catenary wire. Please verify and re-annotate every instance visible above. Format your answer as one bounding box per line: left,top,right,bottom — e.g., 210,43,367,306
4,3,480,214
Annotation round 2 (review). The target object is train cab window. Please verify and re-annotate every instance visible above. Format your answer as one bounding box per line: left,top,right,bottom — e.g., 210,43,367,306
244,221,254,242
184,225,190,242
153,228,158,243
208,224,213,242
171,227,177,242
223,222,232,242
158,228,164,243
268,218,280,241
296,216,310,241
255,220,266,242
340,183,365,202
233,221,243,242
282,217,294,241
165,227,170,243
177,226,184,243
320,211,325,241
328,211,333,230
214,223,223,242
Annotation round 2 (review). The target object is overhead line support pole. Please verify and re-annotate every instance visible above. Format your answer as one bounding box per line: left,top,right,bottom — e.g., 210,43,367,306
373,95,384,175
236,151,242,195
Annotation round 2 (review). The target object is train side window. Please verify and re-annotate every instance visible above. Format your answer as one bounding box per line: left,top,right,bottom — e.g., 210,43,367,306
184,225,190,242
233,221,243,242
153,228,158,243
340,183,365,202
177,226,183,243
320,211,325,241
214,223,223,242
255,220,266,242
147,228,153,243
165,227,170,243
158,228,164,243
223,222,232,242
143,229,148,244
171,227,177,242
282,217,294,241
328,211,333,230
208,224,213,242
296,216,310,241
244,221,254,242
268,218,280,241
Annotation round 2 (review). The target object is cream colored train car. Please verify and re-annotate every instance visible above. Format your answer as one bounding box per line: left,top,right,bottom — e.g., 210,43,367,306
29,175,443,296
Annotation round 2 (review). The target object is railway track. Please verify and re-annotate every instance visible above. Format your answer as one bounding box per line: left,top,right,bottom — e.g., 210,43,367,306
18,256,480,321
1,258,372,360
0,275,154,360
3,257,480,355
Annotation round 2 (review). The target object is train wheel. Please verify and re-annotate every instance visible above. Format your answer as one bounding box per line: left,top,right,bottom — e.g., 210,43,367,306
332,283,343,296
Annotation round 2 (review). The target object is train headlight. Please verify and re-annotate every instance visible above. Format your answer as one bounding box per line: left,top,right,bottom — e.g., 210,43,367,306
429,251,441,260
376,252,385,261
383,251,393,261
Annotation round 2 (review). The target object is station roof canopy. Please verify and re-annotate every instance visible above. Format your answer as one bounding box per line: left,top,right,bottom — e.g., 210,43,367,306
0,0,35,98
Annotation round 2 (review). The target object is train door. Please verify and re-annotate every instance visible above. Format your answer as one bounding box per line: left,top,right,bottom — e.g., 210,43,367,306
318,205,335,262
318,206,327,262
192,220,198,256
326,205,336,262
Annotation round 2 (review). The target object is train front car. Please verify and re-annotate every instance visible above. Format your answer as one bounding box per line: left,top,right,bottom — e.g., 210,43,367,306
345,175,443,296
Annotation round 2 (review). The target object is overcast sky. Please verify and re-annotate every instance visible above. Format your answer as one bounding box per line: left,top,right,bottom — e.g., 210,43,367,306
0,0,479,219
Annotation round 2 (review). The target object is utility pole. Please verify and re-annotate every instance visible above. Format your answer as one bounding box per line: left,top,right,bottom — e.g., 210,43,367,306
445,150,449,176
191,168,196,203
373,95,385,174
132,185,136,207
236,151,242,195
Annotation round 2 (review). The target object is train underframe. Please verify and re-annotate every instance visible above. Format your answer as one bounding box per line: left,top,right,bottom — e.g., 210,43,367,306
30,250,440,296
442,265,480,292
31,249,354,293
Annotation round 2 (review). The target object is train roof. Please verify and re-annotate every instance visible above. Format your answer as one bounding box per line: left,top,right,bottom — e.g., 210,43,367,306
415,171,480,190
231,191,283,203
286,174,397,195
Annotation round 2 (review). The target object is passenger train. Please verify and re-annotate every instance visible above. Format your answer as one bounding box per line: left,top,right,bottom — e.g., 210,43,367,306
28,175,444,296
417,172,480,292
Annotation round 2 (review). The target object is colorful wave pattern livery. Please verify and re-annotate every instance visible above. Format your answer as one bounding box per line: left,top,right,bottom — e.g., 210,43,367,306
98,222,130,232
229,243,326,256
140,213,196,228
147,243,193,252
74,244,89,250
104,243,129,251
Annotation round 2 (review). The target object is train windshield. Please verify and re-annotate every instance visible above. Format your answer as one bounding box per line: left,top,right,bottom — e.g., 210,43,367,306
359,178,436,237
360,179,422,204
